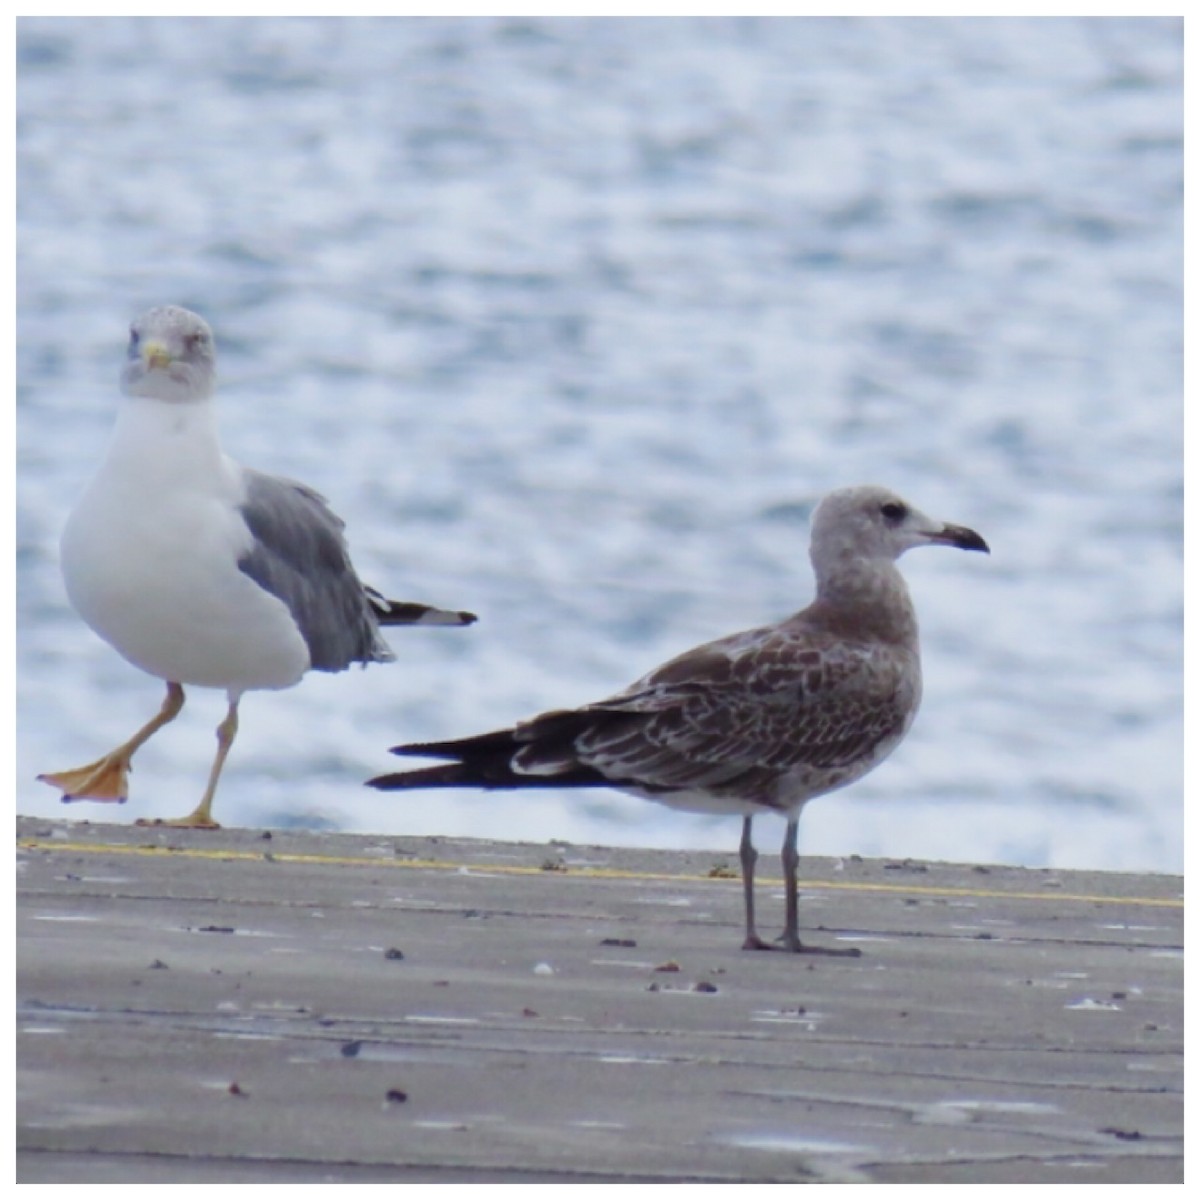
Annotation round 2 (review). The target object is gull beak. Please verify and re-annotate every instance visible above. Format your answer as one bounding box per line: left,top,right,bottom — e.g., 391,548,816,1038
929,522,990,554
141,340,174,371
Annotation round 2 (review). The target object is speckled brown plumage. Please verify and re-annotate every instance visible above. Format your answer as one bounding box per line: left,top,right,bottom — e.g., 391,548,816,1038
371,485,988,954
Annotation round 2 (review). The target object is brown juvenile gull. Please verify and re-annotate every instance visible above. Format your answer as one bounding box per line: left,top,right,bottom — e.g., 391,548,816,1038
368,485,988,954
38,305,476,829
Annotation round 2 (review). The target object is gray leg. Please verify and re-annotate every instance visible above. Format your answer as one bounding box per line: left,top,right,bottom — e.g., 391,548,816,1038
779,816,860,957
780,817,803,950
740,816,772,951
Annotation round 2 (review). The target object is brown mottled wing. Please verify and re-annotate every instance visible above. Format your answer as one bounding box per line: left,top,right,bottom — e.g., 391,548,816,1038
548,623,917,798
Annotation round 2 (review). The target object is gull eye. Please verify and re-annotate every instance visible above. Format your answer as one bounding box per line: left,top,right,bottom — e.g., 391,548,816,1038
880,501,907,522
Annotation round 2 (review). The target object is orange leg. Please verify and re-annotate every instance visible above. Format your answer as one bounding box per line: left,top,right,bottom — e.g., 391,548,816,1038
39,683,185,803
136,699,239,830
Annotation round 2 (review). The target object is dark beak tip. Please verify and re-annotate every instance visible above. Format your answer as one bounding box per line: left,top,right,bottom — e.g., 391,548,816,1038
937,524,989,554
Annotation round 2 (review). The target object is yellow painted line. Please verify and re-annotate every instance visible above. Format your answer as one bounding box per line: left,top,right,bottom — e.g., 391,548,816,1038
17,837,1181,909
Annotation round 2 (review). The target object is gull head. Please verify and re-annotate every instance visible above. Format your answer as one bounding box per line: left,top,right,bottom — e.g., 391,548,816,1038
811,485,989,574
120,305,216,404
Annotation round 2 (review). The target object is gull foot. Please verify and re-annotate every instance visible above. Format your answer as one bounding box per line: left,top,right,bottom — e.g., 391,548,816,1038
742,934,777,952
135,814,222,830
741,933,862,957
38,758,130,803
777,934,863,958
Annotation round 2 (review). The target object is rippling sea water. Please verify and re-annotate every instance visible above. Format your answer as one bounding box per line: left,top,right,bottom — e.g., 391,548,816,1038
16,17,1182,872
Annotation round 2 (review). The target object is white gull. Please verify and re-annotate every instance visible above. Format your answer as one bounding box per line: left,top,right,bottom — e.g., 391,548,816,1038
39,305,476,828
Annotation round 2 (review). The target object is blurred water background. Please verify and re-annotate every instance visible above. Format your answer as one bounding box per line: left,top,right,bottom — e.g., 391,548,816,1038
16,16,1182,873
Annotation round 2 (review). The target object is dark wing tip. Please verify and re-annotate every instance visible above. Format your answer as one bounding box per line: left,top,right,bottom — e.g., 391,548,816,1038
367,590,479,627
388,741,445,758
366,773,402,789
413,607,478,626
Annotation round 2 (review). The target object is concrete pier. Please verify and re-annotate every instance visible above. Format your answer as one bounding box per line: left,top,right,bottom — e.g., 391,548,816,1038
16,815,1182,1183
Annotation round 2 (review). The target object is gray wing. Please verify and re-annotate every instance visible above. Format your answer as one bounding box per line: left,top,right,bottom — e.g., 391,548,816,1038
533,624,917,804
237,468,394,671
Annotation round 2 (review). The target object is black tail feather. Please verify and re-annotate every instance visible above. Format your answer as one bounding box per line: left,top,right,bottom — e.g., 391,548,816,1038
365,587,477,627
388,727,524,761
368,712,618,792
366,761,609,791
